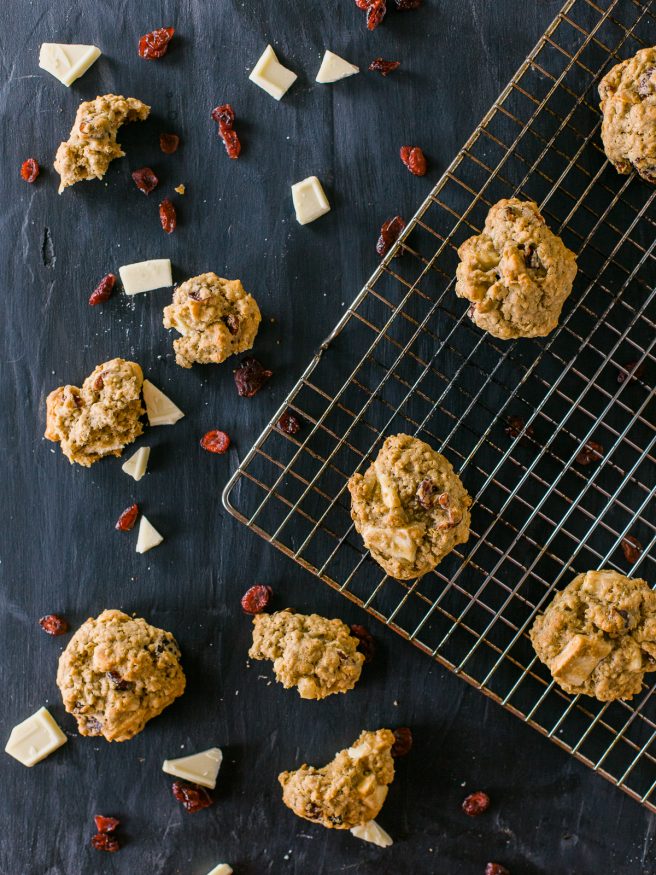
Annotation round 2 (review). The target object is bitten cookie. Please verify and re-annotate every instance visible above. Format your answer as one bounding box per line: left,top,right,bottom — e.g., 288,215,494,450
162,272,261,368
455,198,577,339
45,358,144,466
530,570,656,701
348,434,471,580
279,729,395,829
56,609,186,742
249,610,365,699
54,94,150,192
599,47,656,183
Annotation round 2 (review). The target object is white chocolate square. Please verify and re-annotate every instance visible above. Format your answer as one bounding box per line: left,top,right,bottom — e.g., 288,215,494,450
249,45,297,100
162,747,223,789
291,176,331,225
39,43,101,87
316,50,359,84
122,446,150,481
119,259,172,295
5,707,67,767
142,380,184,427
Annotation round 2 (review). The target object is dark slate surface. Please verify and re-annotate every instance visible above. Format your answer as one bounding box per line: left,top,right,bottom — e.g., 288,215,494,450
1,1,655,873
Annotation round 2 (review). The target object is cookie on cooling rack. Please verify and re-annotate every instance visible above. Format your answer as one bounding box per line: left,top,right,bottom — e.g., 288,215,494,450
347,434,472,580
455,198,577,339
599,47,656,183
530,569,656,701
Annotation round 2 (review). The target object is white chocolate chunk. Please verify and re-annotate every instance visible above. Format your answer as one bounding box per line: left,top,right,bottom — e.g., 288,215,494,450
121,446,150,481
142,380,184,426
119,259,172,295
361,525,423,563
5,707,67,767
249,44,297,100
205,866,233,875
136,515,163,554
374,462,401,509
291,176,331,225
316,50,359,83
163,747,222,789
39,43,101,87
551,634,612,687
351,820,393,848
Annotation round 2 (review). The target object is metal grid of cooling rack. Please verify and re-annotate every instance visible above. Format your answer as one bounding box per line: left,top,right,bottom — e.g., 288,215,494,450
223,0,656,810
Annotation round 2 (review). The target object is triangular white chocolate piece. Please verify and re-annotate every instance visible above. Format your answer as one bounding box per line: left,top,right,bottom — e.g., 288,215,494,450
316,50,359,84
162,747,223,789
136,515,163,554
39,43,101,87
5,706,67,767
121,446,150,481
142,380,184,426
350,819,393,847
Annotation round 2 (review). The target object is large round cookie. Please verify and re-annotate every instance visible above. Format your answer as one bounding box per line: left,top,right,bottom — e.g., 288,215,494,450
455,198,577,339
599,47,656,183
530,570,656,701
57,609,186,741
347,434,471,580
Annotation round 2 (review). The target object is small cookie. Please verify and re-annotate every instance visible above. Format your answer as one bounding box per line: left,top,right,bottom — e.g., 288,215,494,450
54,94,150,193
56,609,186,742
248,610,365,699
530,570,656,701
599,47,656,183
162,272,261,368
279,729,395,829
455,198,577,339
348,434,471,580
45,358,144,467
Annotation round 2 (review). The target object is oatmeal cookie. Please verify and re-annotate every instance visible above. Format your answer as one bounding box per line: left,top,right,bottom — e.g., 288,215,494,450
45,358,144,466
249,610,365,699
279,729,395,829
530,570,656,701
347,434,471,580
599,47,656,183
455,198,577,339
162,272,261,368
56,609,186,742
54,94,150,192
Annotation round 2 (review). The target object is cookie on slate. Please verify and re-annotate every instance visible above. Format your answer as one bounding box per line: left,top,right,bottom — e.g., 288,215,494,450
455,198,577,339
599,47,656,183
279,729,395,829
162,272,261,369
56,609,186,742
530,570,656,701
249,610,365,699
45,358,144,467
347,434,471,580
54,94,150,193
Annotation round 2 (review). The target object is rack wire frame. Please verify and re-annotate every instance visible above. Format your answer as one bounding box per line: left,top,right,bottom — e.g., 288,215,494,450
223,0,656,810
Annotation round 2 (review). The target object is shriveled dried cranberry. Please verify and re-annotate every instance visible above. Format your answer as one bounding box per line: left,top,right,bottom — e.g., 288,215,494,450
211,104,235,129
277,410,301,435
391,727,413,757
131,167,159,194
622,535,642,564
462,790,490,816
400,145,427,176
94,815,120,834
200,430,231,454
159,132,180,154
107,671,131,691
138,27,175,59
241,584,273,614
171,780,213,813
376,215,405,257
617,360,646,384
91,833,120,852
234,357,272,397
224,314,240,335
39,614,68,636
159,198,177,233
369,58,401,76
394,0,422,8
505,415,534,442
350,624,375,663
20,158,40,183
88,273,116,306
575,440,604,466
367,0,387,29
485,865,510,875
115,504,139,532
416,478,439,509
354,0,370,7
220,128,241,159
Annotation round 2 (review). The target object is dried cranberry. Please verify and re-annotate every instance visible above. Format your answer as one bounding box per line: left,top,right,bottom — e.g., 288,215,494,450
159,132,180,154
88,273,116,306
277,410,301,435
367,0,387,29
94,815,119,834
354,0,370,7
575,440,604,466
485,865,509,875
369,58,401,76
211,104,235,129
394,0,422,8
39,614,68,636
400,145,427,176
159,198,177,234
115,504,139,532
131,167,159,194
20,158,40,183
234,357,272,397
221,128,241,159
91,833,120,852
171,780,213,813
138,27,175,59
617,360,646,384
350,624,376,663
107,671,131,691
376,215,405,257
416,478,439,509
391,727,413,757
622,535,642,564
225,314,240,335
505,415,534,442
462,790,490,816
200,430,231,454
241,584,273,614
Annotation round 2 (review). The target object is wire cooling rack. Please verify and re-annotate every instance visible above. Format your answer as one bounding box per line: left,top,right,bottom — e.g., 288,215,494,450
224,0,656,809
